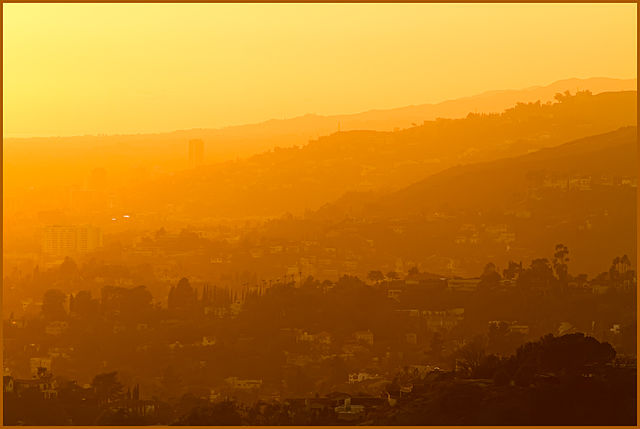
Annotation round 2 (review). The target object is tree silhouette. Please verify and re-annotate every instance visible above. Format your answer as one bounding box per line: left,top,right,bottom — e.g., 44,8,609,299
502,261,522,280
367,270,384,284
91,372,124,406
42,289,67,321
455,336,487,377
168,277,198,317
479,262,501,290
517,258,555,291
59,256,79,281
70,290,99,320
175,400,243,425
515,333,615,376
430,332,445,360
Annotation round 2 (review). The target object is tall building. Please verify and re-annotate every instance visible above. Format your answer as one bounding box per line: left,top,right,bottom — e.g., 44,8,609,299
188,139,204,168
42,225,103,257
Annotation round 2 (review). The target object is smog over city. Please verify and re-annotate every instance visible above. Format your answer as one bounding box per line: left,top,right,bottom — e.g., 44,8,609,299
2,3,637,426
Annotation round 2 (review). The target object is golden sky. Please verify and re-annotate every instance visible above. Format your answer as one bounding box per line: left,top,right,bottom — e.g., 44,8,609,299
3,3,637,137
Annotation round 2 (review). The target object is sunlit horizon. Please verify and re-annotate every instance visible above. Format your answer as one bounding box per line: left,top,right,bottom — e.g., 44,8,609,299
2,74,637,139
3,3,636,138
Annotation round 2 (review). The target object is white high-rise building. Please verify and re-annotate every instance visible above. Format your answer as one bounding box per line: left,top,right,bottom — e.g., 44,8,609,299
42,225,102,257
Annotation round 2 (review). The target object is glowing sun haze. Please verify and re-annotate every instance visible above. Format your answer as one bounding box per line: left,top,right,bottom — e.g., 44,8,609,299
2,3,637,137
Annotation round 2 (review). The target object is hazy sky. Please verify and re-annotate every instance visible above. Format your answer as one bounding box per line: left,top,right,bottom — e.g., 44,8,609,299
3,3,637,137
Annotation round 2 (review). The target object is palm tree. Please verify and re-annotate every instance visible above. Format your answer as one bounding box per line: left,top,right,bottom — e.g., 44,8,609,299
610,256,622,280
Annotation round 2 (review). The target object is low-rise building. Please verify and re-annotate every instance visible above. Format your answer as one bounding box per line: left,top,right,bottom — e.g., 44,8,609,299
354,330,374,345
423,308,464,331
225,377,262,390
348,372,381,384
387,289,402,301
45,321,69,336
202,336,217,346
447,278,481,292
334,397,365,421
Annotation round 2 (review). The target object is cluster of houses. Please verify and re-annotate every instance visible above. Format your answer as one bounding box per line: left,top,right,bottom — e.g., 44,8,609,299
540,174,637,191
3,368,58,400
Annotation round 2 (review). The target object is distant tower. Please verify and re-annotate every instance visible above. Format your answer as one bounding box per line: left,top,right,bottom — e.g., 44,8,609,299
188,139,204,168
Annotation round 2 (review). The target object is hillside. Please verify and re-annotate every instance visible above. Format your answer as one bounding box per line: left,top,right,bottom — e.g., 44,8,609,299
3,77,635,193
302,126,637,276
121,90,637,221
322,126,637,218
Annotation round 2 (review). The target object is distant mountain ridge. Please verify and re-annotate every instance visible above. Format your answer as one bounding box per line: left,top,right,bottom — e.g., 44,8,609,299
316,126,637,220
122,90,636,221
3,77,636,193
302,125,636,276
317,77,637,130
